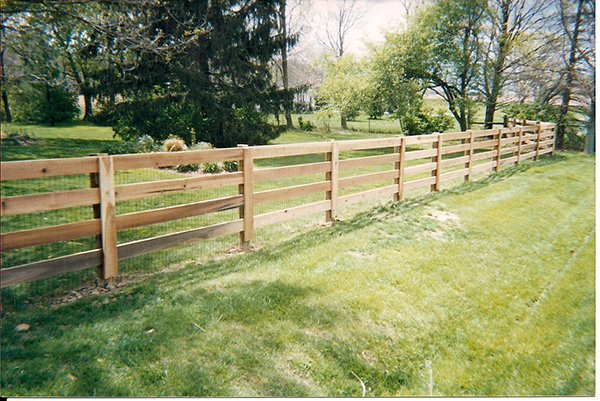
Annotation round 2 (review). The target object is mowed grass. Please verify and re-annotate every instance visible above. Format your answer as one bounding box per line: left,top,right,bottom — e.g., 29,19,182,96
0,152,594,396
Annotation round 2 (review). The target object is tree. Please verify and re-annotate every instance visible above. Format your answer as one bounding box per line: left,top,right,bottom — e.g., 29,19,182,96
369,42,423,129
278,1,294,128
555,0,593,149
385,0,486,131
101,0,287,147
480,0,549,128
1,19,11,122
316,0,361,129
274,0,308,128
316,55,366,127
318,0,360,59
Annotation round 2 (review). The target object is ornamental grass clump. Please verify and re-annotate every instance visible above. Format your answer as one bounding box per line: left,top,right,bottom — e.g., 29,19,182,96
162,136,199,172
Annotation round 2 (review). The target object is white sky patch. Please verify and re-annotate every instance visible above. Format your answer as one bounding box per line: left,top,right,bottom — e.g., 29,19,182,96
295,0,409,59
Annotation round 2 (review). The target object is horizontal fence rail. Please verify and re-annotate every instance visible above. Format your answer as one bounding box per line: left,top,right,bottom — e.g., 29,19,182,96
0,121,556,287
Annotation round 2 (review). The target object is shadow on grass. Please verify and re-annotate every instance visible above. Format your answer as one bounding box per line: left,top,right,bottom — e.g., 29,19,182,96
1,138,116,161
1,276,418,396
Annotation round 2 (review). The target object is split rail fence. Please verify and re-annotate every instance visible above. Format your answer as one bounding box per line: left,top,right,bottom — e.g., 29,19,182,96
0,120,555,287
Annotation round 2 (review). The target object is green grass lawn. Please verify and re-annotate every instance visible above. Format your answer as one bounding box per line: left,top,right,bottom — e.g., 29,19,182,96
0,151,594,396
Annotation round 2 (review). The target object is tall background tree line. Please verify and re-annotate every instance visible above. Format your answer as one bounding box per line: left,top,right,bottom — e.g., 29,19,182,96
0,0,594,150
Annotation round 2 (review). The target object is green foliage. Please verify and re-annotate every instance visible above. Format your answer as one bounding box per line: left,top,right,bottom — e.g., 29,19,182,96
402,108,454,135
100,140,140,155
202,162,223,174
90,1,286,148
380,0,486,130
12,83,80,125
223,161,238,172
316,56,368,122
137,135,160,153
297,116,316,132
503,103,584,151
176,163,200,173
315,109,334,133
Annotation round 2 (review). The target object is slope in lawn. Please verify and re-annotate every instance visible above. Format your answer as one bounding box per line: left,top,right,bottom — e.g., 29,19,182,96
0,153,594,396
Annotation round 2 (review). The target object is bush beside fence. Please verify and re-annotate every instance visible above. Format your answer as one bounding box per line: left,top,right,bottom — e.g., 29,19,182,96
0,120,555,287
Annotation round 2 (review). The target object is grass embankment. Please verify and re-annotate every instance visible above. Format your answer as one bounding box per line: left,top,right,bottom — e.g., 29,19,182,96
0,152,594,396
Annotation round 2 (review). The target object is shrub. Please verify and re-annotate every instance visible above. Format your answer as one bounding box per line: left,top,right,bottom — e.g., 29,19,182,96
401,109,454,135
190,141,214,151
223,161,238,172
101,141,140,155
202,162,223,174
102,88,282,147
176,163,200,173
137,135,159,152
163,136,187,152
315,110,333,133
298,116,316,132
11,83,79,125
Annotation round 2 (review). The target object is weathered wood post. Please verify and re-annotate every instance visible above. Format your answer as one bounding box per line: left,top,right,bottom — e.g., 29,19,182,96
467,130,475,181
433,133,442,191
326,140,339,222
503,115,509,128
535,122,542,161
517,127,523,164
463,130,471,182
496,129,503,172
237,145,254,250
98,155,118,280
394,137,406,202
89,153,105,280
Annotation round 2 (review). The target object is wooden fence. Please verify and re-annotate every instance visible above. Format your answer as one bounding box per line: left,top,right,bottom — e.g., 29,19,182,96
0,120,556,287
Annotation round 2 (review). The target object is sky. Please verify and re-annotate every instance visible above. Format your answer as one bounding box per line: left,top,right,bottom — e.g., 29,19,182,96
293,0,412,59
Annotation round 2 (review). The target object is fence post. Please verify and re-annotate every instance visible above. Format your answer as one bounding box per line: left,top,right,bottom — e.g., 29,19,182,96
503,115,509,128
496,129,503,172
433,133,442,191
98,155,118,280
326,140,339,222
463,130,471,182
535,122,542,161
467,130,475,181
89,153,106,280
517,127,523,164
237,145,253,250
394,137,406,202
551,123,556,156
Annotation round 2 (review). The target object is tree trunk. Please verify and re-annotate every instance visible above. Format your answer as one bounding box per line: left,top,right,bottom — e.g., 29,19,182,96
82,91,94,120
556,0,584,149
280,1,293,129
2,90,11,122
0,21,10,123
484,101,496,129
584,96,595,154
483,1,510,129
340,113,348,130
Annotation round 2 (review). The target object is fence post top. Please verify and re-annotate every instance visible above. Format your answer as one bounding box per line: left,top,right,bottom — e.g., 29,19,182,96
237,144,248,148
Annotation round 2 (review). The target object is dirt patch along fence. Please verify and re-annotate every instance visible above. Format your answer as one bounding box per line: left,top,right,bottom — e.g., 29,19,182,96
0,120,555,287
